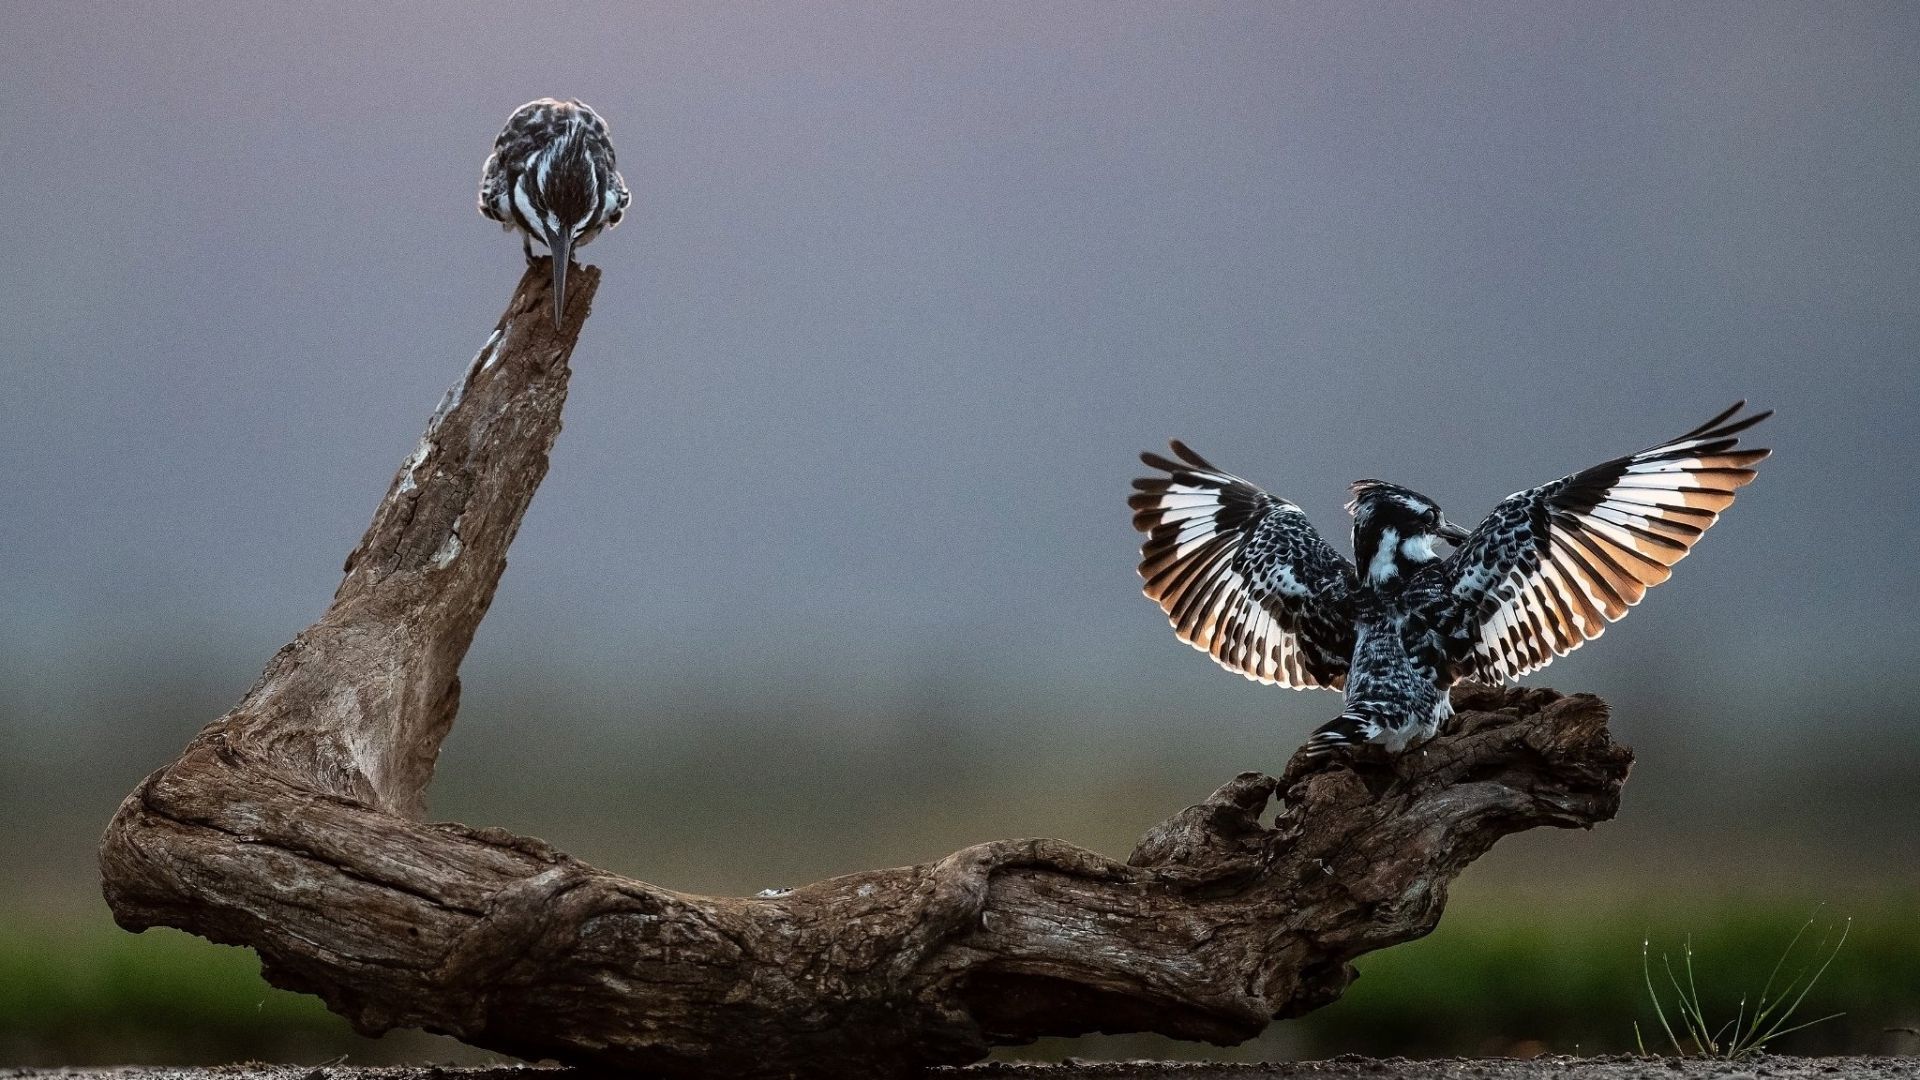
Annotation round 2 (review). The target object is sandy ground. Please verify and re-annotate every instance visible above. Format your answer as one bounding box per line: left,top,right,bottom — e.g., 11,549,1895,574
6,1059,1919,1080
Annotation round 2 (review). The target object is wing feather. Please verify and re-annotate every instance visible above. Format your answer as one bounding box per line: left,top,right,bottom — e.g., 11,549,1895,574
1131,442,1357,689
1440,402,1770,682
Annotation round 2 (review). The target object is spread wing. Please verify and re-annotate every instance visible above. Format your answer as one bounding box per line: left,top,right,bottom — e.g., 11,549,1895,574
1438,401,1771,683
1130,442,1357,689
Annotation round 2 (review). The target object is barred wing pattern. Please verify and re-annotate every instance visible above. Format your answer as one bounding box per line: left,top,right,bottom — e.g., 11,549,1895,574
1131,442,1357,689
1440,402,1770,682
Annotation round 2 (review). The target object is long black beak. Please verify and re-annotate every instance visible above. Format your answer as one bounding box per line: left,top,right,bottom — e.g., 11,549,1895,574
548,227,573,329
1437,519,1471,544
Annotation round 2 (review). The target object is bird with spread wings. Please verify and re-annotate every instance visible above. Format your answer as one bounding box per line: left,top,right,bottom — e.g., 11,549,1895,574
1129,402,1771,758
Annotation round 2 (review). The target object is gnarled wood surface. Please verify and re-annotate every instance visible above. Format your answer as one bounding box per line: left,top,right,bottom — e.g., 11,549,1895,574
99,265,1633,1079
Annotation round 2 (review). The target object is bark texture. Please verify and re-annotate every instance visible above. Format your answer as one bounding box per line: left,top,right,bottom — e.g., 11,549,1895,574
99,264,1634,1079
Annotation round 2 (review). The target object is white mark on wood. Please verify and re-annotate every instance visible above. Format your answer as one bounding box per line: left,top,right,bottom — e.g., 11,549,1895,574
397,440,433,495
332,686,386,798
433,516,464,569
420,328,505,446
426,386,462,439
432,370,467,432
471,328,506,376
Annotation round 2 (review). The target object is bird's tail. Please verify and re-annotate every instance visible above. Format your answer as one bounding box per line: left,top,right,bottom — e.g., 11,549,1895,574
1300,710,1382,760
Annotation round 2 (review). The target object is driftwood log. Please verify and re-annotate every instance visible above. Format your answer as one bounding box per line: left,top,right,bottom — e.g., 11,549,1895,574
99,265,1633,1079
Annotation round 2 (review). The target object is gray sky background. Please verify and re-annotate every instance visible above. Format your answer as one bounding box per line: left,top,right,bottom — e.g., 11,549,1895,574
3,3,1917,803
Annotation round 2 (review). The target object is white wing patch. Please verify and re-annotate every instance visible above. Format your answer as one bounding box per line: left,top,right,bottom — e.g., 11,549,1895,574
512,177,543,241
1273,565,1308,598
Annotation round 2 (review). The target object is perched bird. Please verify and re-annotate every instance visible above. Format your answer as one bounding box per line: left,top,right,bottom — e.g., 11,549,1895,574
479,98,631,327
1129,402,1770,760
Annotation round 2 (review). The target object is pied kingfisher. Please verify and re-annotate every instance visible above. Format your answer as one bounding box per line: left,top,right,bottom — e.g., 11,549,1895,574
479,98,631,327
1129,402,1770,760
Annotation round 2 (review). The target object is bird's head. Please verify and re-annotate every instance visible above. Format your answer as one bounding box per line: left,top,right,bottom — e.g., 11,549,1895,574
536,135,601,238
521,136,599,329
529,127,625,327
1347,480,1470,587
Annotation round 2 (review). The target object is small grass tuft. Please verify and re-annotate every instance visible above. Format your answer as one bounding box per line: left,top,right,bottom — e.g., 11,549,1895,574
1635,911,1850,1059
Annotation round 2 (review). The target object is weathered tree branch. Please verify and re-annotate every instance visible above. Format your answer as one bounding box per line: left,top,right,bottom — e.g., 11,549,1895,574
99,265,1633,1079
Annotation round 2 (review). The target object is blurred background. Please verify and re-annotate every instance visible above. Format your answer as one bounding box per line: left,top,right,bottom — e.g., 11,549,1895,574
2,1,1916,1067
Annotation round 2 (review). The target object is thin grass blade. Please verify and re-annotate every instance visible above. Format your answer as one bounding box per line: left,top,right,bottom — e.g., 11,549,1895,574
1748,1011,1846,1056
1756,919,1851,1046
1749,913,1818,1035
1645,941,1685,1056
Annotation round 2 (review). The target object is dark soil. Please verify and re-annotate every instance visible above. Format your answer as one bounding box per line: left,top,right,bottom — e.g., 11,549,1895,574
6,1059,1918,1080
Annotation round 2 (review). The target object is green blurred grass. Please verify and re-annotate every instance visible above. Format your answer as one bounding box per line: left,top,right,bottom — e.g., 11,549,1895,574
3,899,1916,1065
0,915,506,1065
1318,898,1920,1057
0,918,360,1065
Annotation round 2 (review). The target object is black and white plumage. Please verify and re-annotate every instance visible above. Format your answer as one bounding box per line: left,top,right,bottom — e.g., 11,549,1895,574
479,98,631,327
1129,402,1770,760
